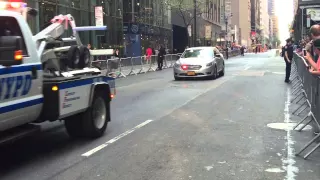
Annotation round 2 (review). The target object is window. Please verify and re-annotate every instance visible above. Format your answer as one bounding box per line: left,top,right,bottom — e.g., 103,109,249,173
39,3,57,31
181,49,213,59
0,17,28,57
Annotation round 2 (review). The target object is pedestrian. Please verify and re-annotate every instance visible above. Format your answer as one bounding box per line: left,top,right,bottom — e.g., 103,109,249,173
157,45,166,70
304,38,320,75
145,47,152,64
284,38,294,83
305,24,320,62
225,46,229,59
240,46,245,56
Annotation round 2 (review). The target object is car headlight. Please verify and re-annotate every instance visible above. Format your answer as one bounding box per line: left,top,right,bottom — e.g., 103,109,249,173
206,62,213,67
174,61,180,68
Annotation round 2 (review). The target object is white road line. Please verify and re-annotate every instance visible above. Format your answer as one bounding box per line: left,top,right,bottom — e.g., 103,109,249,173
244,66,251,70
81,120,153,157
82,77,232,157
283,88,299,180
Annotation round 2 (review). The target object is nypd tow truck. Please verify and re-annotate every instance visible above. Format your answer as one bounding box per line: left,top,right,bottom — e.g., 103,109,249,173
0,1,116,143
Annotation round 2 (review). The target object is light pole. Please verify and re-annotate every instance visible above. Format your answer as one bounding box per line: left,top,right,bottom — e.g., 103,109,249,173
193,0,197,47
224,13,232,47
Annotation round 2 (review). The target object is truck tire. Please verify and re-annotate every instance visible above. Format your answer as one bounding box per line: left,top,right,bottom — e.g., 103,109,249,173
67,46,80,69
64,90,110,138
79,46,91,69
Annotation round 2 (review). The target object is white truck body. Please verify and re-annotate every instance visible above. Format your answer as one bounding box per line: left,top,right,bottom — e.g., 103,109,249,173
0,7,116,141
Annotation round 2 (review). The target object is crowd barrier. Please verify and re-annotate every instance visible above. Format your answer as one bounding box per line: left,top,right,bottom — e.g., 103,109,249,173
90,50,241,78
290,52,320,159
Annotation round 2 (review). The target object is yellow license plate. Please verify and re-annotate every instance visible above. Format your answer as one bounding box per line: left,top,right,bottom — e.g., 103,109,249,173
187,71,195,76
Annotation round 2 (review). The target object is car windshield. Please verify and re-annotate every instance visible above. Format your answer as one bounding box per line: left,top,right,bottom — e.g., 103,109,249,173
181,49,213,59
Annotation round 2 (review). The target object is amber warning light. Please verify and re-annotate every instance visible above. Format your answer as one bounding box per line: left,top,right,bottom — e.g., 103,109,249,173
14,50,23,61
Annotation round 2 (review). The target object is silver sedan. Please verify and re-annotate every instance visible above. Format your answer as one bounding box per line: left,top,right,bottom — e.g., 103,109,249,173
173,47,225,80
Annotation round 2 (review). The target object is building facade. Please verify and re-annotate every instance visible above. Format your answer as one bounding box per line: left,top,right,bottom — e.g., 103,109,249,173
230,0,251,46
291,0,320,42
25,0,123,50
171,0,224,51
123,0,172,56
272,15,279,38
268,0,275,41
259,0,270,44
250,0,261,43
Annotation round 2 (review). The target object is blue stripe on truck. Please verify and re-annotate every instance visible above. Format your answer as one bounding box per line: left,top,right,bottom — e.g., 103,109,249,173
0,98,44,114
59,77,115,89
0,64,42,75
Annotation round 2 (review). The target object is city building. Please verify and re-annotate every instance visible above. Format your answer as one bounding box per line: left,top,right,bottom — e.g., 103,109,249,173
223,0,232,43
230,0,251,46
250,0,261,43
171,0,224,52
291,0,320,42
123,0,172,56
272,15,279,38
25,0,124,50
267,0,275,41
259,0,270,45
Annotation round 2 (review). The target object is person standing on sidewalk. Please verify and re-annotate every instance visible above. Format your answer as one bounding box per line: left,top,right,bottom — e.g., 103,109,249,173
224,46,229,59
284,38,294,83
146,47,152,64
157,45,166,70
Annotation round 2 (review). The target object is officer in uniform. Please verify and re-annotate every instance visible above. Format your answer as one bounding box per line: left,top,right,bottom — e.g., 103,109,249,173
284,38,294,83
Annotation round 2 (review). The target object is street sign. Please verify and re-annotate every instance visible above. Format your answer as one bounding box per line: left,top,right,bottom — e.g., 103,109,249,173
205,25,211,39
95,6,103,26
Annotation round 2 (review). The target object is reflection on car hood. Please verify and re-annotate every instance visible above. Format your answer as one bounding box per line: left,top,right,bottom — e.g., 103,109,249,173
178,58,212,65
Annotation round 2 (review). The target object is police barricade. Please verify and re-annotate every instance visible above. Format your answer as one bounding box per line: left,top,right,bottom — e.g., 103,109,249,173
118,57,137,77
130,56,144,74
149,55,158,71
290,52,320,159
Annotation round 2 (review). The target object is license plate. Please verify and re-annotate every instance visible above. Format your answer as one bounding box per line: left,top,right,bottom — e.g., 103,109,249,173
187,71,195,76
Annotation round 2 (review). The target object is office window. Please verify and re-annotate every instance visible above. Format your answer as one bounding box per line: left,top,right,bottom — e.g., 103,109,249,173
39,3,56,29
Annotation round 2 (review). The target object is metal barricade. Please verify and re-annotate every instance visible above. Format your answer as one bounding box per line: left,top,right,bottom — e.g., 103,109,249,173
89,52,238,79
290,52,320,159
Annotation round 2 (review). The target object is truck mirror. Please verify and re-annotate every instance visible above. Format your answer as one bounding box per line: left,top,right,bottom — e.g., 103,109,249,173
0,36,24,67
28,8,38,17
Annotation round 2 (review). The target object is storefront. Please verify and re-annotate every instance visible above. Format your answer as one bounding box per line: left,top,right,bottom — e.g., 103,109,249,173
122,0,172,57
25,0,124,50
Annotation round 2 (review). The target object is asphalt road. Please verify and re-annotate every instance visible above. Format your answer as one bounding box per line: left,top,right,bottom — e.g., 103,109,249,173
1,51,320,180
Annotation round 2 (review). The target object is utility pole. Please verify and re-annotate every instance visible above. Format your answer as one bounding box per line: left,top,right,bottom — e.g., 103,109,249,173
193,0,197,47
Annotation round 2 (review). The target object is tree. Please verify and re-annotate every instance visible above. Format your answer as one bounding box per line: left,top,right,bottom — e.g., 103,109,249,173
163,0,206,45
272,36,281,48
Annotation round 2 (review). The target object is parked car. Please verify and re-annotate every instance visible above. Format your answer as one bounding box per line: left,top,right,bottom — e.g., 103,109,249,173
173,47,225,80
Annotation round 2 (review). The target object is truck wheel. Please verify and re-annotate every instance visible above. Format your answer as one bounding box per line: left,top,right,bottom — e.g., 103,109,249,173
82,90,109,138
79,46,91,69
64,90,110,138
67,46,80,69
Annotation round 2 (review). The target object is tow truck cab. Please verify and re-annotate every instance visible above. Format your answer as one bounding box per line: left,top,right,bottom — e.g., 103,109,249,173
0,6,116,141
0,10,43,131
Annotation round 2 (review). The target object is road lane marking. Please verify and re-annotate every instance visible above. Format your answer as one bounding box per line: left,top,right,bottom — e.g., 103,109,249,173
82,77,231,157
244,66,251,70
81,120,153,157
283,88,299,180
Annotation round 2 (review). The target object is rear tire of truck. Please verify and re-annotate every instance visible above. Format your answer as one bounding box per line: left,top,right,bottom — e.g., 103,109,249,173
64,90,110,138
79,46,91,69
67,46,80,69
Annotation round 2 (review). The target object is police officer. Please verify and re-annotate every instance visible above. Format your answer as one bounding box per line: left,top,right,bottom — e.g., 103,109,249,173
284,38,294,83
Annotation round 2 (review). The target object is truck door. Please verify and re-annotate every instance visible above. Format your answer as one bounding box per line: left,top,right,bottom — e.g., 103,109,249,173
0,16,43,131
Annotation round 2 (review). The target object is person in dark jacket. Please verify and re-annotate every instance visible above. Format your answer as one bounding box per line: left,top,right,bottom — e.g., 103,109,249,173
284,38,294,83
157,45,166,70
